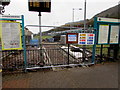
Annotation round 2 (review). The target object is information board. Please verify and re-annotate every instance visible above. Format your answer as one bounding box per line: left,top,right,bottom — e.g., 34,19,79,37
78,33,94,45
110,25,119,43
66,33,78,44
98,25,109,44
28,0,51,12
0,21,22,50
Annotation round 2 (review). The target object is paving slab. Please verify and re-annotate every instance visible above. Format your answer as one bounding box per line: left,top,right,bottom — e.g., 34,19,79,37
2,62,119,88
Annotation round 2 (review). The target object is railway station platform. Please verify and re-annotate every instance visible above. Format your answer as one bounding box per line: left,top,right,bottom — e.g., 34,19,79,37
2,62,119,89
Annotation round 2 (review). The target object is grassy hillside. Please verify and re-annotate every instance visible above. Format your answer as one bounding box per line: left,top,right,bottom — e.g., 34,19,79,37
43,4,120,34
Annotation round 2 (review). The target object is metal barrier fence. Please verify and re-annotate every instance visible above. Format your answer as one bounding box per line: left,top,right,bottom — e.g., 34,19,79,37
2,44,119,74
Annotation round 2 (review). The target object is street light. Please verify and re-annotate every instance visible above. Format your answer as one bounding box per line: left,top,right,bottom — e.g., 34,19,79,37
72,8,82,22
83,0,87,62
71,8,82,30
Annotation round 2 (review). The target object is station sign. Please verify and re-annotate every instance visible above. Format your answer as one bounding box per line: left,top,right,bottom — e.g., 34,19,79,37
78,33,95,45
0,15,22,19
28,0,51,12
66,33,78,44
97,17,119,23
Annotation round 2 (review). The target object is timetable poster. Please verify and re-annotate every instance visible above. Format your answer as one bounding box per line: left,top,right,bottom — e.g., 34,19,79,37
98,25,109,44
0,21,22,50
110,25,119,44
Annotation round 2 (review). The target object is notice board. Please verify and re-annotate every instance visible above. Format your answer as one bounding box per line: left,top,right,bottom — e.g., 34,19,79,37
28,0,51,12
78,33,94,45
0,21,22,50
98,25,109,44
110,25,119,44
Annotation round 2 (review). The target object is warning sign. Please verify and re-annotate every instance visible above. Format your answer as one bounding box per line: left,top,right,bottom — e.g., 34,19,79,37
0,21,22,50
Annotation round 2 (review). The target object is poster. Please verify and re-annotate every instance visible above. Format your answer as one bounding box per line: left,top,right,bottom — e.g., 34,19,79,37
78,33,94,45
98,25,109,44
78,33,86,44
66,33,78,44
110,25,119,43
0,21,22,50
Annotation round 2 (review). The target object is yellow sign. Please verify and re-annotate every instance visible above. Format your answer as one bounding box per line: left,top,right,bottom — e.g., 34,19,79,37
80,34,86,36
80,37,86,39
0,21,22,50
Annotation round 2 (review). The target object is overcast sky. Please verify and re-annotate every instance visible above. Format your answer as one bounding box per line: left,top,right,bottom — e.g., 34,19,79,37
4,0,120,33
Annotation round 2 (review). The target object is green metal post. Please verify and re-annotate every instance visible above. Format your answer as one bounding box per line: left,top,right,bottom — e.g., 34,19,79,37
22,15,27,72
92,17,97,64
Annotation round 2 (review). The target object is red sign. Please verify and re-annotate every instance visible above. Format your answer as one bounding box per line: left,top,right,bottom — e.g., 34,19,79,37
66,33,78,44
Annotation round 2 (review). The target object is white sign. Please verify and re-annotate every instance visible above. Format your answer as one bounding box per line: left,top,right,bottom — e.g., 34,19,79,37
68,35,77,41
110,25,119,43
98,25,109,44
78,33,95,45
0,21,22,50
0,15,22,19
97,17,120,23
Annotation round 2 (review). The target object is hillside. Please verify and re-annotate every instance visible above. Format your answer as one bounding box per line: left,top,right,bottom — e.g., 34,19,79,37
88,4,120,25
43,4,120,34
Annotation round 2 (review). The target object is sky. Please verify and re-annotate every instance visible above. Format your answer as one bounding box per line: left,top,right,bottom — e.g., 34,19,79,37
4,0,120,33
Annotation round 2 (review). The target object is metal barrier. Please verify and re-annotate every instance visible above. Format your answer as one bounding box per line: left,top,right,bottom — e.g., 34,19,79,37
2,44,119,74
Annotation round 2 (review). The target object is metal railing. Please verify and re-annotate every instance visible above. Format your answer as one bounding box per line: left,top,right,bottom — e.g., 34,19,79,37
2,44,119,74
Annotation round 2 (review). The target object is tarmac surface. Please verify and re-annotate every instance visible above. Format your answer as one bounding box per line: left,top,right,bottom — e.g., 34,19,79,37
2,62,119,89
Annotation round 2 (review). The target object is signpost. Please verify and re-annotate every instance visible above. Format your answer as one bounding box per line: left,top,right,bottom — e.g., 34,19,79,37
66,33,78,44
66,33,78,64
28,0,51,65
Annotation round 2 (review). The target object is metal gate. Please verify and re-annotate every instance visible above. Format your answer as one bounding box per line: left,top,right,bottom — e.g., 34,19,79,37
2,24,119,74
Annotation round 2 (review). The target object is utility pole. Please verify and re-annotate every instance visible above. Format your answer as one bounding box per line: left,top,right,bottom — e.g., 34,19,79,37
82,0,87,62
84,0,86,31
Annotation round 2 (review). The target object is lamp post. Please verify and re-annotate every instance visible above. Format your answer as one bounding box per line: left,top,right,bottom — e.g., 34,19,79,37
83,0,87,62
84,0,86,32
72,8,82,22
71,8,82,30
